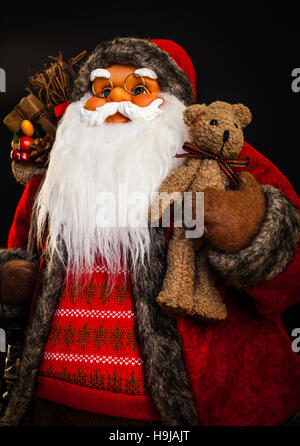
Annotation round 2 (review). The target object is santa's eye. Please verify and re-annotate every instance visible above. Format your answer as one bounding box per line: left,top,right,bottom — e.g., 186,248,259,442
132,86,148,96
210,119,218,125
100,88,112,98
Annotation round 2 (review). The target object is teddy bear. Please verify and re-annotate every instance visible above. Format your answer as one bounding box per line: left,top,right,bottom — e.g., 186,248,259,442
149,100,254,320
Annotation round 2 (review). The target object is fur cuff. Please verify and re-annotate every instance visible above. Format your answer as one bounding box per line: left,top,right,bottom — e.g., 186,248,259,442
0,247,39,267
0,248,29,264
207,186,300,288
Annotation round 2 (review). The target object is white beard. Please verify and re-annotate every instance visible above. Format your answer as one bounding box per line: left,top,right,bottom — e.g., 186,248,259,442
35,92,188,279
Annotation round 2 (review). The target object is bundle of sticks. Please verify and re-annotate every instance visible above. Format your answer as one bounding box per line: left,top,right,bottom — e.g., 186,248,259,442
26,50,87,120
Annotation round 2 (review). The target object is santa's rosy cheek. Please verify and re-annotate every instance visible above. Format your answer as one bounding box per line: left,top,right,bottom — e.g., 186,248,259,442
84,96,106,111
131,93,159,108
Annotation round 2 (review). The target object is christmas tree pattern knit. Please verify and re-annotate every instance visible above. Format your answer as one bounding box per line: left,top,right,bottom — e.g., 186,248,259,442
38,262,148,397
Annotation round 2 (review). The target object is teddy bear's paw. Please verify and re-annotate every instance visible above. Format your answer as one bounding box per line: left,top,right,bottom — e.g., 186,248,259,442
159,302,190,319
156,291,194,319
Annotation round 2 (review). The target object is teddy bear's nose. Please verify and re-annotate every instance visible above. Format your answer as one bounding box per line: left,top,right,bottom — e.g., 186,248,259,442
223,130,230,143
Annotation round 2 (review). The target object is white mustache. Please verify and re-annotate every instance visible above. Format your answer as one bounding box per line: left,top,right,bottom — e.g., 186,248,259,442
80,98,163,126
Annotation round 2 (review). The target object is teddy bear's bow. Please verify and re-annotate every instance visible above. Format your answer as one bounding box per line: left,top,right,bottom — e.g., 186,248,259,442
176,142,250,187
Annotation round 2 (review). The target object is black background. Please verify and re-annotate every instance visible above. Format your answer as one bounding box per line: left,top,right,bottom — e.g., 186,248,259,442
0,4,299,329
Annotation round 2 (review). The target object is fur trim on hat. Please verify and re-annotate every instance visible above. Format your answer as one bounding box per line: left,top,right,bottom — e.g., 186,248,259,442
207,185,300,288
71,37,194,106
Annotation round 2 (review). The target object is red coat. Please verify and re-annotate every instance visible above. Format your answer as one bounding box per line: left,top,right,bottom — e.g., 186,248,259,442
7,142,300,426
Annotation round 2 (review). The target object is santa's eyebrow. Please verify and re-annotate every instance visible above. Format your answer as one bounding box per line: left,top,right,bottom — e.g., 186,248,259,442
134,68,158,79
90,69,111,81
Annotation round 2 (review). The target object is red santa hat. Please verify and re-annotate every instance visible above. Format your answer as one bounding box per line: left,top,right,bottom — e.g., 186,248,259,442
150,39,196,101
71,37,196,106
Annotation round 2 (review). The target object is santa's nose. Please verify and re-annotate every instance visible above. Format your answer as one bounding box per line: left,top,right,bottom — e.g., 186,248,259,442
107,87,131,102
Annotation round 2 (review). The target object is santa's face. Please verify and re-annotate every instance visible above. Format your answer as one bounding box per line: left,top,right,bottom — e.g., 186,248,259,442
83,64,163,124
35,64,188,278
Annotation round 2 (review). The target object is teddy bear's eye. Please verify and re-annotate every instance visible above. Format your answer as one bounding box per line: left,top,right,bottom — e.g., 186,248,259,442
234,123,239,128
210,119,218,126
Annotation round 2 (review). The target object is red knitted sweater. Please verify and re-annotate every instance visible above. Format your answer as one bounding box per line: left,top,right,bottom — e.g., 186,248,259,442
35,262,160,420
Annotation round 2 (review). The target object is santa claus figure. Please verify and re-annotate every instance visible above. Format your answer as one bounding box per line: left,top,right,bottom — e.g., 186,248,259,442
0,37,299,426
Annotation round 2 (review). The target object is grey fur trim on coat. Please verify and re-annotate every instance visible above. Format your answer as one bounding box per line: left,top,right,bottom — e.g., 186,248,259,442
0,245,65,426
207,185,300,288
131,227,199,426
71,37,195,106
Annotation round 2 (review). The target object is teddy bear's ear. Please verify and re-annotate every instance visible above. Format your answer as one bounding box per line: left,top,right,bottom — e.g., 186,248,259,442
232,103,252,129
183,104,207,126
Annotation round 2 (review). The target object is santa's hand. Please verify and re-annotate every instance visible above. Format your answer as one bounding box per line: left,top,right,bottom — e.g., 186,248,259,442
204,172,266,253
0,259,38,305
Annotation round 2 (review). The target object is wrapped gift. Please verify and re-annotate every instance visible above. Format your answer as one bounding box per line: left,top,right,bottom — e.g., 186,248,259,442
3,93,56,135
